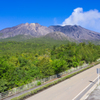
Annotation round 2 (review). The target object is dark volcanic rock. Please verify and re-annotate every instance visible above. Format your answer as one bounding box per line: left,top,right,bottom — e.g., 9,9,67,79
49,25,100,40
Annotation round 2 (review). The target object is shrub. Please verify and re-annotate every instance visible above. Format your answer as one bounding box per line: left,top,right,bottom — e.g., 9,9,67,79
37,81,41,86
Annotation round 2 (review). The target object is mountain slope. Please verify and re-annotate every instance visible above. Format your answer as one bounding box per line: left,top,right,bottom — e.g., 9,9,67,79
49,25,100,41
44,31,69,40
1,23,100,41
0,23,53,39
43,31,77,42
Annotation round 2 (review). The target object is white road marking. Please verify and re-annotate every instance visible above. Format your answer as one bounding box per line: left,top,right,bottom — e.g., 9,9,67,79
72,76,98,100
84,85,97,100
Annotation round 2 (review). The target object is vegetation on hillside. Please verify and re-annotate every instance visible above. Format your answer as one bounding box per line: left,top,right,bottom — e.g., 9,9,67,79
0,39,100,93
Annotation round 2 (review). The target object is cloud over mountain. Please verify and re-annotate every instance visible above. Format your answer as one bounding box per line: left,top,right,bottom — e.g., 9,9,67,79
62,7,100,32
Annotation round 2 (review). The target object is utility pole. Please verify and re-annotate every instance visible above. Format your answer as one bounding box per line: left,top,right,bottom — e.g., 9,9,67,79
97,68,100,85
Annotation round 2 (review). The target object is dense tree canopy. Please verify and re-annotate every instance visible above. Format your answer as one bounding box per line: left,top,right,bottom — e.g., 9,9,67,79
0,40,100,93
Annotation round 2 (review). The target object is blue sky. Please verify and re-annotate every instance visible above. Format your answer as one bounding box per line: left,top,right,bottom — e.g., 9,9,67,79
1,0,100,32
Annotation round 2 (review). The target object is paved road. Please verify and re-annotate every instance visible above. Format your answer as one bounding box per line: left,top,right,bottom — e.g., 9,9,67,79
75,78,98,100
26,64,100,100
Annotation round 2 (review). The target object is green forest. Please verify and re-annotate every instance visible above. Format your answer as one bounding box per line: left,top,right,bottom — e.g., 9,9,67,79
0,38,100,93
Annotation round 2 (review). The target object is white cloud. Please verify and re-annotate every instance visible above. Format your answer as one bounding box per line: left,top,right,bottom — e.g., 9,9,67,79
62,7,100,32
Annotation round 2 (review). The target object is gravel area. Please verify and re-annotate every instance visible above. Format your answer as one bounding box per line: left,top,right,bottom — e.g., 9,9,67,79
86,85,100,100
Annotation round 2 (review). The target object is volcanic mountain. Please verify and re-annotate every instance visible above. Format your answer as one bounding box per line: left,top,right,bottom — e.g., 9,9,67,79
0,23,53,39
49,25,100,41
0,23,100,41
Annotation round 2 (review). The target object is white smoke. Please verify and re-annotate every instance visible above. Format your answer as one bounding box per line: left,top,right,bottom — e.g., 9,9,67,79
62,7,100,32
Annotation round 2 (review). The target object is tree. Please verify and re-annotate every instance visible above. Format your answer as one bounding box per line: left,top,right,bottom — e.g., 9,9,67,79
0,78,8,92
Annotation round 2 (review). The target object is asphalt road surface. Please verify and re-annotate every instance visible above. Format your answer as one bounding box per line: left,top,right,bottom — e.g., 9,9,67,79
26,64,100,100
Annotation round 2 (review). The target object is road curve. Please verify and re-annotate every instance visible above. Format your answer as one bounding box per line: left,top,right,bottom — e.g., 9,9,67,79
26,64,100,100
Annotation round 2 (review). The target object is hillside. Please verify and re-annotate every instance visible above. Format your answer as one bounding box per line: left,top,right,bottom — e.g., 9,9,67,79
44,31,69,40
49,25,100,41
0,41,100,93
0,23,100,41
43,31,77,43
1,24,100,93
0,23,53,39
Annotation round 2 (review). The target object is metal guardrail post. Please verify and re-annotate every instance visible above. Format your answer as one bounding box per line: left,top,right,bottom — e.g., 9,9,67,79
14,88,16,94
0,93,2,100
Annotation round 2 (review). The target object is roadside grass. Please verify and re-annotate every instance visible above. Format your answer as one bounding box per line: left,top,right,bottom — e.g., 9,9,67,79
11,61,100,100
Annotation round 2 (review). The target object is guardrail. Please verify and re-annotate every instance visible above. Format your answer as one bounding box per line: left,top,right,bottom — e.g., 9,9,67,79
0,63,89,100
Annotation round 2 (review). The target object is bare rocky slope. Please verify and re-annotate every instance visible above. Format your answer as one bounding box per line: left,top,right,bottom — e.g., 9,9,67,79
49,25,100,41
0,23,53,39
44,31,69,40
0,23,100,41
44,31,76,42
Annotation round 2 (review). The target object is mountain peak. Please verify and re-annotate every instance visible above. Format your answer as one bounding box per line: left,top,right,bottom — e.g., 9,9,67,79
49,25,100,40
24,23,40,26
25,23,29,25
30,23,35,26
0,23,53,39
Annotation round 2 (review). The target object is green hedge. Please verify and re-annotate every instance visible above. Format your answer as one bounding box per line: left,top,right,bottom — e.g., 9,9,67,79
11,61,100,100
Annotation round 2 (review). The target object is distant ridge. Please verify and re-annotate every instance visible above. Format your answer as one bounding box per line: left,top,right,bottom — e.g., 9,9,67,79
0,23,100,41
